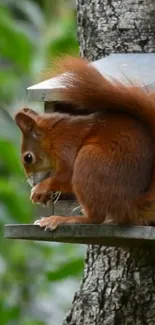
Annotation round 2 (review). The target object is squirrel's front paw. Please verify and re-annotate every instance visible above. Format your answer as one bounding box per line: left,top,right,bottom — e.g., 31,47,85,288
30,183,52,206
34,216,64,230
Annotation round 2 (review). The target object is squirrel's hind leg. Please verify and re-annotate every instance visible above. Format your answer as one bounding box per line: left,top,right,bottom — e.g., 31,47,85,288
72,144,108,225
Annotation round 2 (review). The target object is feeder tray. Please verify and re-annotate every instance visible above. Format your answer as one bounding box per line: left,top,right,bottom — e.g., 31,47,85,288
4,224,155,247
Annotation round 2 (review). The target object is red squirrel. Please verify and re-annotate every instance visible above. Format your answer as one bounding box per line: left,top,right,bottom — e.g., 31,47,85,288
15,56,155,230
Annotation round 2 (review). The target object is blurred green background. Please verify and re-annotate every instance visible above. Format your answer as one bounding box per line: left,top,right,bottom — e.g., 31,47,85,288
0,1,86,324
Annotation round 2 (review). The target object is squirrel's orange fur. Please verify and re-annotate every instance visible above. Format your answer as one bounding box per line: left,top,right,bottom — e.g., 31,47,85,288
15,57,155,230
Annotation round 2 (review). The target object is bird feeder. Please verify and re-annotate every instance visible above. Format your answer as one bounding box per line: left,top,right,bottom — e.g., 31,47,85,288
5,53,155,246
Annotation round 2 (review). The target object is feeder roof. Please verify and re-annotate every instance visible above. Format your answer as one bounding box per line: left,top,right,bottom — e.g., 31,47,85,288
27,53,155,102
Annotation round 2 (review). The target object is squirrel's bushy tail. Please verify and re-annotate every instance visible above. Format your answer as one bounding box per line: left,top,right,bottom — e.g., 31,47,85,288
49,56,155,209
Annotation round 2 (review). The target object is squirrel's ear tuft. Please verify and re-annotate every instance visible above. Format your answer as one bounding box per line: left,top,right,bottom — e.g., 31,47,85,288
21,108,39,116
14,109,40,137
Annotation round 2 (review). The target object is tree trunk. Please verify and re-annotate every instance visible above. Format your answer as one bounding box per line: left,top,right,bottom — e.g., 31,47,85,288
77,0,155,60
63,1,155,324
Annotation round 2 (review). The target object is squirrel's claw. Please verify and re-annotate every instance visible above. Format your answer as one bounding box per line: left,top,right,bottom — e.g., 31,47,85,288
30,183,53,206
34,216,61,231
34,219,41,225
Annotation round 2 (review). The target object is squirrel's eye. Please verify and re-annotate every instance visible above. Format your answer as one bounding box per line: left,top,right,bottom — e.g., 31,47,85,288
23,153,34,165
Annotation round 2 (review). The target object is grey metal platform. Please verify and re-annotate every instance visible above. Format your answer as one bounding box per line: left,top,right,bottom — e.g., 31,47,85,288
4,224,155,247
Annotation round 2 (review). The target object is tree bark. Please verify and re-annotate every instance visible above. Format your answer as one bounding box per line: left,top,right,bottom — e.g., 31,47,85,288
63,1,155,324
77,0,155,60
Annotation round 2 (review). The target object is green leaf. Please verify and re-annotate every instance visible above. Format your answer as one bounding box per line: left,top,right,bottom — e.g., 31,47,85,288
24,321,45,325
0,303,20,323
47,258,84,281
0,5,33,72
17,0,45,30
0,178,33,223
0,139,22,175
